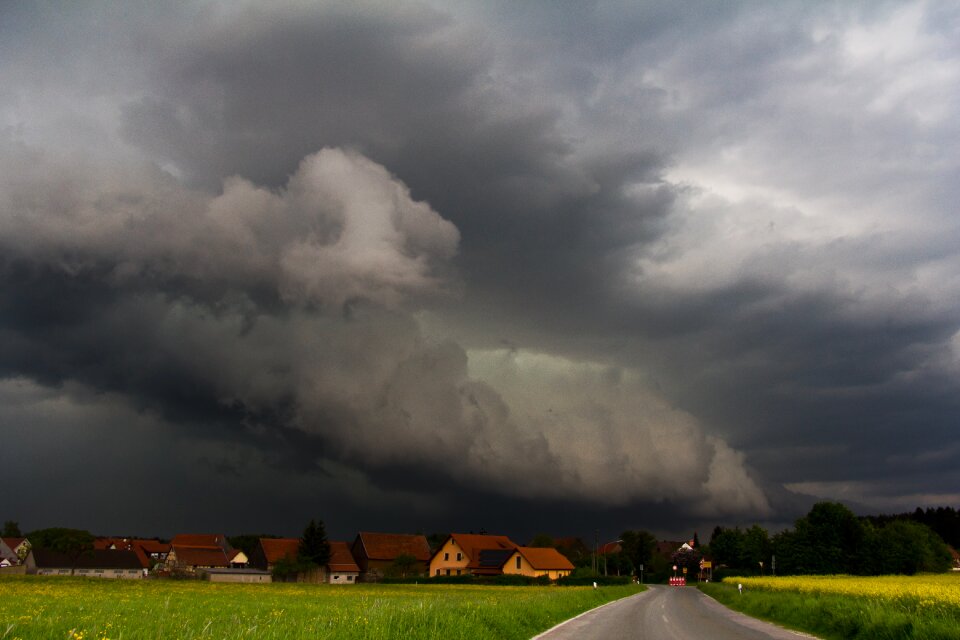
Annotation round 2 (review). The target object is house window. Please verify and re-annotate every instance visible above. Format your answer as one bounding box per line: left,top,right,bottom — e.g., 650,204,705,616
446,569,451,576
456,569,461,576
516,556,521,570
456,553,462,561
444,552,449,561
334,575,340,580
347,575,354,581
436,569,440,575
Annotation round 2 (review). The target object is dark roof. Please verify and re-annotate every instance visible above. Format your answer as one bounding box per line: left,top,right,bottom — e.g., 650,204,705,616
478,548,515,568
31,548,142,570
655,541,684,557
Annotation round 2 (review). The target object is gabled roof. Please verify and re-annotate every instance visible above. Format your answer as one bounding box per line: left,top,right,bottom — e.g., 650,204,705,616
31,548,142,570
130,544,152,569
328,541,360,572
512,547,575,571
260,538,299,565
135,540,171,554
437,533,519,570
171,546,231,568
2,537,26,551
598,541,622,555
356,532,431,562
94,538,169,557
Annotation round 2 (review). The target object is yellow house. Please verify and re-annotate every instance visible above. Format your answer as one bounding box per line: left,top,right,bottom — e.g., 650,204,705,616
429,533,517,577
502,547,575,580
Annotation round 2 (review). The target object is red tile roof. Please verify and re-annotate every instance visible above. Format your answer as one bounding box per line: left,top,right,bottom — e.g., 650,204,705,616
328,541,360,572
260,538,300,565
598,541,622,555
515,547,575,571
2,538,26,550
357,532,431,562
172,546,231,568
131,544,151,569
94,538,169,552
170,533,234,568
171,534,227,549
135,540,171,554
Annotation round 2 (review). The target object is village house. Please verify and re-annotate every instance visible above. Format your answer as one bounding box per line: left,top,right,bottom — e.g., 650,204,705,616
252,537,300,572
94,537,171,571
0,537,30,565
251,537,359,583
166,534,247,572
502,546,575,580
0,539,19,566
327,541,360,584
351,532,431,581
428,533,519,577
25,548,143,578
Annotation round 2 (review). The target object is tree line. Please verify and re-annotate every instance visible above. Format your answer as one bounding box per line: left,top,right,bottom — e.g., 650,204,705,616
709,502,953,576
530,502,955,582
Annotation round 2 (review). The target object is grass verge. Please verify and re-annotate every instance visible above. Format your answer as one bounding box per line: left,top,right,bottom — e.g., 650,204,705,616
0,576,642,640
699,578,960,640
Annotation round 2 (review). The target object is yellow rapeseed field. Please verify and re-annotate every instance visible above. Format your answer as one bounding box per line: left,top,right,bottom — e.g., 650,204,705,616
729,574,960,614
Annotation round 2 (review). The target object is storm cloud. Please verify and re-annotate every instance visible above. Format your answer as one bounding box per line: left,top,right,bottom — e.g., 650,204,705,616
2,0,959,539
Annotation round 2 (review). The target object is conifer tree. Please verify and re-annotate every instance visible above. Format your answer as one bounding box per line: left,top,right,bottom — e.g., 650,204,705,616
298,519,331,567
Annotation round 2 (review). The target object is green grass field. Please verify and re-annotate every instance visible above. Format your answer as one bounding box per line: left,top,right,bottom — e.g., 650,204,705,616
0,576,641,640
700,574,960,640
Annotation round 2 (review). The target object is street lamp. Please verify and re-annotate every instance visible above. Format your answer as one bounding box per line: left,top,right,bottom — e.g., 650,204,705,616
603,539,623,576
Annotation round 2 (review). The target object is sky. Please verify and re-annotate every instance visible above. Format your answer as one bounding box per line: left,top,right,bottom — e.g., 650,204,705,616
2,0,959,543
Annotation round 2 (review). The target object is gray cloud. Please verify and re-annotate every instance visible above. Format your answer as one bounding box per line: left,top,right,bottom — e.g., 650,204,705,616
0,133,766,525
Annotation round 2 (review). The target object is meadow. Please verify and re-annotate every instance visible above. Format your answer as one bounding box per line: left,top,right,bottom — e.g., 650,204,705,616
0,576,641,640
700,574,960,640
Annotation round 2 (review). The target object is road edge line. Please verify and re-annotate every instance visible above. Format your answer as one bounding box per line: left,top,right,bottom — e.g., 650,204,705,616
529,588,648,640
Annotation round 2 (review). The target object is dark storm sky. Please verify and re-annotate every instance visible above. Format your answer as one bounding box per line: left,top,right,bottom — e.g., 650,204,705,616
2,1,959,542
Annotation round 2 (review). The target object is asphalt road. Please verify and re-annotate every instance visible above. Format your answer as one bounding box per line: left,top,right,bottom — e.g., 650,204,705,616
533,585,818,640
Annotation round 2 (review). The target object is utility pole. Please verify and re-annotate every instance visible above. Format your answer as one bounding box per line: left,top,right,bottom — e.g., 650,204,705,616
593,529,599,576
